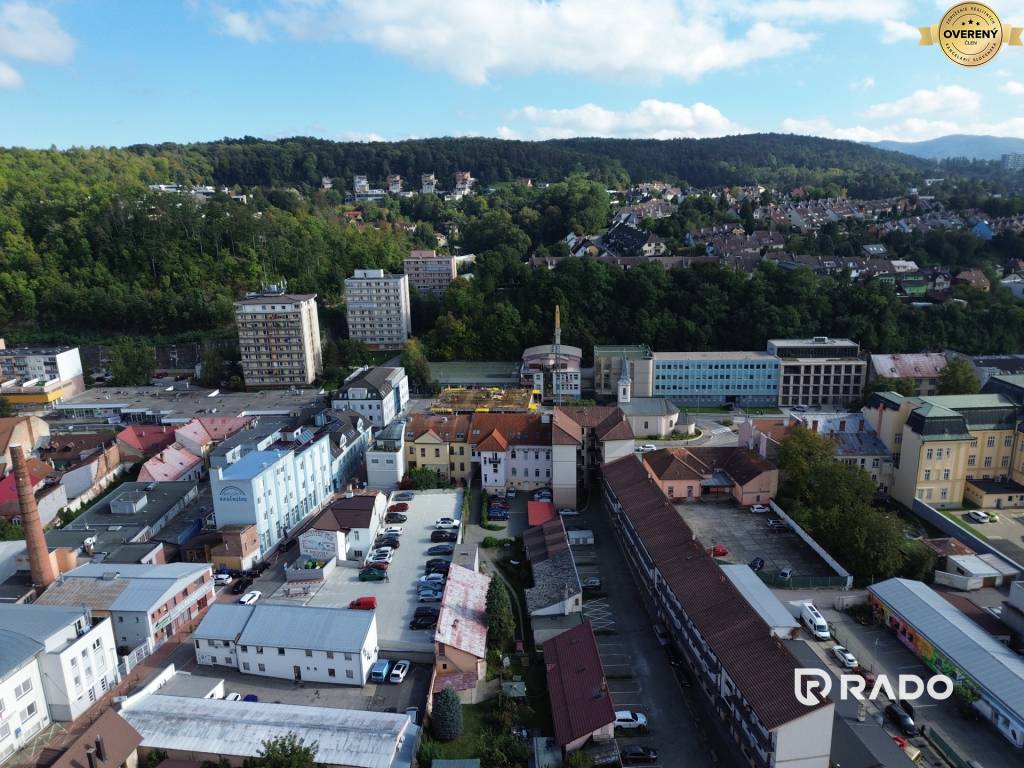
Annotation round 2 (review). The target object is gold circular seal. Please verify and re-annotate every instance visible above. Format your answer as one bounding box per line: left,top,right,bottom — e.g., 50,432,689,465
938,2,1003,66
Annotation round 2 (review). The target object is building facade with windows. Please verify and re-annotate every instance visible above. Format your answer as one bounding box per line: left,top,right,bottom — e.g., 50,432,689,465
344,269,412,350
366,421,406,491
235,289,322,388
0,638,48,764
0,341,86,408
332,366,409,428
768,337,866,408
404,250,457,298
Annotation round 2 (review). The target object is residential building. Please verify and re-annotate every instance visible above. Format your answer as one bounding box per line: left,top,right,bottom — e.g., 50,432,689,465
35,562,214,650
523,518,583,644
954,268,991,292
602,455,834,768
193,603,378,685
235,287,323,388
115,425,176,463
42,709,142,768
344,269,412,350
353,174,369,194
642,446,778,506
332,366,409,428
173,416,252,458
868,353,947,396
0,457,66,525
404,249,457,298
317,408,373,490
297,490,386,563
472,413,553,494
0,604,118,721
180,524,260,572
543,621,615,753
404,413,473,484
421,173,436,194
386,174,402,194
0,631,49,762
951,352,1024,387
137,444,203,483
550,406,634,507
0,341,85,409
453,171,474,195
1002,153,1024,171
0,415,51,473
432,564,492,704
869,578,1024,748
602,221,667,258
720,565,799,639
120,693,416,768
365,421,406,491
768,337,866,408
211,425,334,556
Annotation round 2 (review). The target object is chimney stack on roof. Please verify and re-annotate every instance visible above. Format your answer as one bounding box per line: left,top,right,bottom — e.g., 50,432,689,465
11,445,56,590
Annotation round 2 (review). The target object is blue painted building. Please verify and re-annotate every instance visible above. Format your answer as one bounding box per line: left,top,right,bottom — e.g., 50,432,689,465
651,352,781,407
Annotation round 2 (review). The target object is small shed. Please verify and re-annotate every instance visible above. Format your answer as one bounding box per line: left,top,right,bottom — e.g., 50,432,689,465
567,529,594,546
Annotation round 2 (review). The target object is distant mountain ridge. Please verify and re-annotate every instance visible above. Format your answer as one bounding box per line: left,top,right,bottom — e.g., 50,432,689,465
866,134,1024,161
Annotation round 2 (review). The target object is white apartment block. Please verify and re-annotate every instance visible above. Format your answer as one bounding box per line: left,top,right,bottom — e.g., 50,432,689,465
344,269,412,351
0,648,47,763
353,175,369,194
386,175,402,194
0,341,83,384
404,250,457,298
211,431,334,556
235,288,323,388
332,366,410,428
421,174,436,194
0,605,118,722
193,603,379,686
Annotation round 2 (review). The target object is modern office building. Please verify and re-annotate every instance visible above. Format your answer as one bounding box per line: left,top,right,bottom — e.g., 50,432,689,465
235,287,323,388
344,269,412,351
404,249,457,298
768,337,866,408
331,366,409,428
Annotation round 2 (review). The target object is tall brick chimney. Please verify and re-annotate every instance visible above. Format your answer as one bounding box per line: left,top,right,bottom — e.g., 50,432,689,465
11,445,56,589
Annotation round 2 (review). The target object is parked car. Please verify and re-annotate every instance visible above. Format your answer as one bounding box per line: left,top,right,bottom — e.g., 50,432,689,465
374,537,401,550
358,568,388,582
431,530,458,543
409,615,437,630
488,511,509,521
505,488,517,499
385,512,407,524
427,544,454,556
779,565,794,579
621,745,659,765
414,606,440,618
582,576,602,590
614,711,648,730
749,504,770,514
418,573,446,586
532,488,552,500
426,563,451,576
349,596,378,610
214,573,233,586
967,509,991,523
748,557,765,572
766,518,788,531
243,694,258,702
232,577,253,595
389,660,411,683
369,660,391,683
417,590,443,603
394,492,414,501
435,517,460,530
388,502,409,512
831,645,858,668
884,703,918,737
489,499,510,509
852,666,876,686
792,404,809,412
707,544,729,558
557,507,579,517
425,558,451,570
382,525,404,537
224,692,242,701
366,551,394,564
640,444,658,452
238,590,261,605
365,561,390,571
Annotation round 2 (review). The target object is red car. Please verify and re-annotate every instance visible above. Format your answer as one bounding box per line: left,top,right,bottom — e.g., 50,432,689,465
388,503,409,513
366,561,390,571
707,544,729,558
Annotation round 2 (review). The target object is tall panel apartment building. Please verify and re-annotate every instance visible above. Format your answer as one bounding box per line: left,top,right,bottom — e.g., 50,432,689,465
404,250,457,298
344,269,412,350
0,340,86,407
235,288,322,388
768,337,866,408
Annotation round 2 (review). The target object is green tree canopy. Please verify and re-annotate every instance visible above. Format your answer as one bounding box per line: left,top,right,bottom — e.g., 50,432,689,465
109,339,156,386
401,338,432,391
485,578,516,651
248,734,318,768
0,397,14,418
431,687,464,741
938,358,981,395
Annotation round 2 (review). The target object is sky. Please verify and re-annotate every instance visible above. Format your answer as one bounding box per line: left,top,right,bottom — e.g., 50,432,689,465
3,0,1024,147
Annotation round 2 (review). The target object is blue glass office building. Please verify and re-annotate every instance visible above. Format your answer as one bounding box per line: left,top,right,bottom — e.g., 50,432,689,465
651,352,781,407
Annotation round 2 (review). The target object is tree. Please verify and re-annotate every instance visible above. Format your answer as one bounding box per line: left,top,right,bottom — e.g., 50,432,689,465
899,540,936,582
401,338,432,391
408,466,447,490
337,338,371,369
249,734,318,768
863,376,919,399
109,339,155,386
560,752,594,768
485,578,516,650
199,348,226,388
0,397,14,417
953,681,981,719
431,686,463,741
938,359,980,395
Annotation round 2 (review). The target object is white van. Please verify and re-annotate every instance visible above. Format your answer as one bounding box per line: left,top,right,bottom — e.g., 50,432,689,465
800,603,830,640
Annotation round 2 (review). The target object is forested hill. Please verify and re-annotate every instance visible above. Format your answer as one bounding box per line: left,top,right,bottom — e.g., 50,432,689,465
123,133,933,196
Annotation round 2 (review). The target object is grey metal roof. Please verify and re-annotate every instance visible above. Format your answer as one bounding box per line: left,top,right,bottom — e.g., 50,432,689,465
237,604,375,654
0,604,86,644
525,549,581,614
868,578,1024,722
616,398,678,417
0,629,43,680
39,563,209,613
192,604,255,641
721,565,799,632
121,694,410,768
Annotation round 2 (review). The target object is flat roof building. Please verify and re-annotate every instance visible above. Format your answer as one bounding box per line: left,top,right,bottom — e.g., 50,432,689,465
235,288,322,388
404,250,456,298
344,269,412,351
768,337,866,408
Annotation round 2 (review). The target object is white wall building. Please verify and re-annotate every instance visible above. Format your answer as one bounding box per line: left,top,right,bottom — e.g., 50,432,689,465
298,491,386,563
0,605,119,722
0,642,48,763
331,366,409,428
365,422,406,492
0,342,83,384
211,430,333,557
193,603,378,686
344,269,412,351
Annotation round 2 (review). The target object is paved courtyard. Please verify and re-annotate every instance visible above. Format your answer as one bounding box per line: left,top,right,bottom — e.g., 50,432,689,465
943,507,1024,565
676,501,835,578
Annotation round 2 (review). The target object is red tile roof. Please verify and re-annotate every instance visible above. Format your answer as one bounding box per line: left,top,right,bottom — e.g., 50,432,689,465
405,414,472,443
116,425,176,456
435,564,491,659
644,446,774,487
45,709,141,768
431,670,480,693
138,444,202,483
553,406,634,444
543,621,615,747
469,413,551,446
0,458,52,516
476,430,509,452
601,454,829,731
527,501,556,526
175,416,252,447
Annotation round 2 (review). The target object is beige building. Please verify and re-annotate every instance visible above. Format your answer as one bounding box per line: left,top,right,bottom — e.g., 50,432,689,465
344,268,412,350
404,249,456,298
768,337,866,408
235,288,322,388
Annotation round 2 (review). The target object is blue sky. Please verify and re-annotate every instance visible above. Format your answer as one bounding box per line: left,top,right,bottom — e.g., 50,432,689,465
2,0,1024,147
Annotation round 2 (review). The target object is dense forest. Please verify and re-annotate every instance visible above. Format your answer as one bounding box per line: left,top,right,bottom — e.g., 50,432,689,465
1,135,1023,371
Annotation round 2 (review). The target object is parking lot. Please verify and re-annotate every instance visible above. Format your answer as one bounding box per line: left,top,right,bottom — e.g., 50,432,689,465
676,502,835,578
945,507,1024,565
286,489,464,655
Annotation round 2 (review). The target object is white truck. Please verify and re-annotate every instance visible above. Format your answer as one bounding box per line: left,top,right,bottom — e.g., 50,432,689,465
788,600,831,641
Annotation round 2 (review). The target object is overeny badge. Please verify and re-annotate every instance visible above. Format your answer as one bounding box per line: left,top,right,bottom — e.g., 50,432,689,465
920,3,1022,67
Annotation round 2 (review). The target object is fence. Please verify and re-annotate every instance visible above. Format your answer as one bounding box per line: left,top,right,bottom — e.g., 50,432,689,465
923,726,970,768
756,572,851,590
117,637,155,680
769,501,854,589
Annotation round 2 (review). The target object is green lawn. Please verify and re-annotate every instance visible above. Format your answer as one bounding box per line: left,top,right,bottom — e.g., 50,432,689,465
424,702,490,759
938,509,990,540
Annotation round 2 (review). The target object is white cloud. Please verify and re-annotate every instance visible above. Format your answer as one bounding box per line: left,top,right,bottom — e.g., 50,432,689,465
739,0,912,23
217,8,267,43
851,76,875,90
506,99,745,140
1002,81,1024,96
881,19,919,43
215,0,813,84
0,59,21,88
863,85,981,119
0,1,74,63
782,114,1024,143
496,126,521,140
